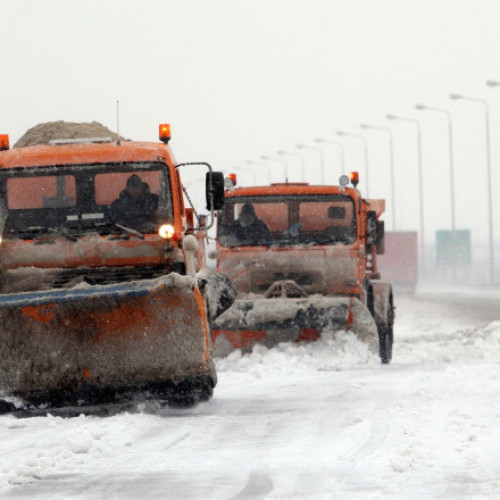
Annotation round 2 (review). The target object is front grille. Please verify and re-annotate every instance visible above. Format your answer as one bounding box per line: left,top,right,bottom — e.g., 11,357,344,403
251,271,323,293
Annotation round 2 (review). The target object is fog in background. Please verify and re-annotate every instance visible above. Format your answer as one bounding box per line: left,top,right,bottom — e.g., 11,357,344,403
3,0,500,282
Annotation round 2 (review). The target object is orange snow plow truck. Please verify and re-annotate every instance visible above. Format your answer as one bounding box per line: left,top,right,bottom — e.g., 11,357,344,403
212,173,394,363
0,126,231,414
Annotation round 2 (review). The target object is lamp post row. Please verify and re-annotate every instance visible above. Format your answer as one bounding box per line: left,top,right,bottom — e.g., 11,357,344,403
386,114,425,268
360,124,395,231
240,80,497,283
450,90,495,283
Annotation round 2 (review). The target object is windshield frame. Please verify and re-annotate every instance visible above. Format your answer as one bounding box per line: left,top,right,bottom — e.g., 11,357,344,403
0,161,172,238
217,193,357,248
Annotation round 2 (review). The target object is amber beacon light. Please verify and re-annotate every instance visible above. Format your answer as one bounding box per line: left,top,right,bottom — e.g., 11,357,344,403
0,134,10,151
159,124,171,144
350,171,359,187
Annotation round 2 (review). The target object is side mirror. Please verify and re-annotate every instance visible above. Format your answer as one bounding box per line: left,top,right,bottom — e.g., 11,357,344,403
376,220,385,254
206,171,225,211
366,211,377,238
367,210,384,254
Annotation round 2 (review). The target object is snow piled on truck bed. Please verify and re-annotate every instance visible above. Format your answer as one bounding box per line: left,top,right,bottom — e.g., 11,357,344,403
13,121,125,148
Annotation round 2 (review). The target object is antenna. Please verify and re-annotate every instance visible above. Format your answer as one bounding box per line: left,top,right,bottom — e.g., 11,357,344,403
116,100,121,145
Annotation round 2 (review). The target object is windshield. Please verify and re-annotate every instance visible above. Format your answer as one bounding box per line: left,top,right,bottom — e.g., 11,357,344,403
0,162,172,238
218,194,356,247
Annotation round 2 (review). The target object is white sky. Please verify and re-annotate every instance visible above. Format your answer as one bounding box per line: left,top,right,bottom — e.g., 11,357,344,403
3,0,500,246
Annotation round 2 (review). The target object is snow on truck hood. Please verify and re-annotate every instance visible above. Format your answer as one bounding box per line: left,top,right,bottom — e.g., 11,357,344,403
0,233,168,269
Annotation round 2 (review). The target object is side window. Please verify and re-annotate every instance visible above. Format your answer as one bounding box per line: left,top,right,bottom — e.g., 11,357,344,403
218,203,235,233
94,172,160,206
233,202,287,232
7,176,76,209
299,202,352,232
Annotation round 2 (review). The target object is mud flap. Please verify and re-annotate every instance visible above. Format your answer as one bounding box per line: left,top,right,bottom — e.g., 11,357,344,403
370,280,394,363
0,274,215,407
212,296,378,356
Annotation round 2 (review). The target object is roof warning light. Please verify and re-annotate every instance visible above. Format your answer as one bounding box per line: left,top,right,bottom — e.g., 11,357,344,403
159,124,171,144
0,134,10,151
350,171,359,187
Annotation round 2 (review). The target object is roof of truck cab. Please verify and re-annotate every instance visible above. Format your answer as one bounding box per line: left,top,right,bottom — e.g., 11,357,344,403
0,140,176,169
225,183,359,198
226,184,386,216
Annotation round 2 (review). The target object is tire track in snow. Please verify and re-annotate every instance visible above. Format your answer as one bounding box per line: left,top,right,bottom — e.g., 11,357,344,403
230,471,273,499
346,419,391,467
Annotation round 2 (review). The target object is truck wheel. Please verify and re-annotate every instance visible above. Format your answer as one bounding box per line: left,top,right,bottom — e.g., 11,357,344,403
0,399,16,415
168,375,214,408
378,296,394,364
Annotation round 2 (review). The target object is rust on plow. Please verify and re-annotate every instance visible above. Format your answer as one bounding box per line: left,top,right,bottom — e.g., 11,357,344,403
0,274,215,407
212,295,378,356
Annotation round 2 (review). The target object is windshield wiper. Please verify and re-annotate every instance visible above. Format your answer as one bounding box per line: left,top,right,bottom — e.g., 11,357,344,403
309,234,353,245
107,223,145,240
83,221,146,240
47,227,78,242
22,226,78,242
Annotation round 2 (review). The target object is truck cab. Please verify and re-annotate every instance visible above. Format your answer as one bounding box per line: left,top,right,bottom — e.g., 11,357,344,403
216,178,385,299
212,173,394,364
0,129,223,292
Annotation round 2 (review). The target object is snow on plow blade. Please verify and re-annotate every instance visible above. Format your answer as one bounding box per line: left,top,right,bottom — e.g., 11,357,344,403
212,296,378,357
0,274,215,409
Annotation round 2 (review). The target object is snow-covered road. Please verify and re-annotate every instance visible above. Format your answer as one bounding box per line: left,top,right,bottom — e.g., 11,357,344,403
1,287,500,499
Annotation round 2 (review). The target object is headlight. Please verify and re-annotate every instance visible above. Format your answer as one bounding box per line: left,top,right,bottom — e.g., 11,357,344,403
158,224,175,239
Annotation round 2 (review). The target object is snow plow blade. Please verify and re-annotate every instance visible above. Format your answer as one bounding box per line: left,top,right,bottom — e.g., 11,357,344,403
212,295,378,357
0,274,215,410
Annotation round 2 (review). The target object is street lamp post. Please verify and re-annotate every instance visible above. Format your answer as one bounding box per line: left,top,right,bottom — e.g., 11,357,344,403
415,104,456,232
296,144,325,184
277,150,305,182
261,155,288,183
337,131,369,196
386,114,426,268
360,123,396,230
416,103,458,278
450,92,495,284
246,160,269,184
233,165,258,185
486,80,500,88
315,138,345,176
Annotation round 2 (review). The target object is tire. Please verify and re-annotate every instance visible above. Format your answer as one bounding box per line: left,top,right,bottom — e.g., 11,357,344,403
167,375,215,408
0,399,16,415
378,295,394,364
